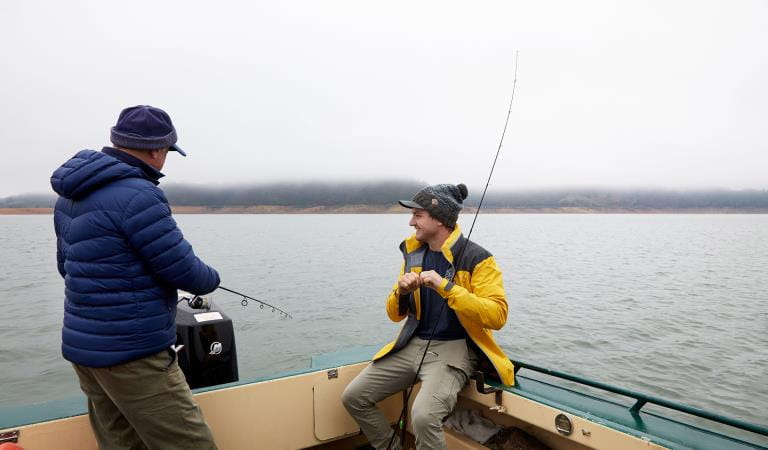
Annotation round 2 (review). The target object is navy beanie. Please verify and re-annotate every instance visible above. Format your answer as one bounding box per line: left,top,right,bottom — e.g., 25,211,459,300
110,105,186,156
399,183,469,228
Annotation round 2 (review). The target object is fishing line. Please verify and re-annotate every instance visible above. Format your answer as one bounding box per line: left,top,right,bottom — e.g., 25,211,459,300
387,50,519,450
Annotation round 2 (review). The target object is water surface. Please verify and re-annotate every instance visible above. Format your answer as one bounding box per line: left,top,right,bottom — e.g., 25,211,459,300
0,214,765,429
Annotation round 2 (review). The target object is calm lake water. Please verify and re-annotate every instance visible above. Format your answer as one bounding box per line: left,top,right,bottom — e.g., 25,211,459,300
0,214,766,429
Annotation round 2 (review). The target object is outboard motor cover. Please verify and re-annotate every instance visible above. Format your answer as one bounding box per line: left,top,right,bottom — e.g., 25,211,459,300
175,294,238,389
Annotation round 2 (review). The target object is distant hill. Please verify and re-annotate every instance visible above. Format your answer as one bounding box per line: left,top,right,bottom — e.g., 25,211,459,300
0,193,57,208
3,183,768,212
162,181,427,207
477,189,768,210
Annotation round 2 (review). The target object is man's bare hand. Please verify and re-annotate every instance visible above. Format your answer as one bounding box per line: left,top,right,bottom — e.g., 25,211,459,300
419,270,444,290
397,272,422,295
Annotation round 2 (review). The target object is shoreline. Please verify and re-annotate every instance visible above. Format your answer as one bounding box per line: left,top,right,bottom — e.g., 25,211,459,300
2,206,768,215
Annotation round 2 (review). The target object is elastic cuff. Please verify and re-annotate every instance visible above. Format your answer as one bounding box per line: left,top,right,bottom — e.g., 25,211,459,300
436,278,454,298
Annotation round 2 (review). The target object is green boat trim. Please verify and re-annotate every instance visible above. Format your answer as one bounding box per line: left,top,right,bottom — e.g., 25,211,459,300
500,372,765,449
510,359,768,436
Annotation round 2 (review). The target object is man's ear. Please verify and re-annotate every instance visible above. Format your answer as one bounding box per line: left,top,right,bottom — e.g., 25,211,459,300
148,148,164,161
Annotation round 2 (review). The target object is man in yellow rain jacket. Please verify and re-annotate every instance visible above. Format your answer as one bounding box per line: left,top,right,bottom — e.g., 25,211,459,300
342,183,514,450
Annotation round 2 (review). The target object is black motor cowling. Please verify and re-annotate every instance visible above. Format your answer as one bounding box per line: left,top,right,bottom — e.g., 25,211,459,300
175,294,239,389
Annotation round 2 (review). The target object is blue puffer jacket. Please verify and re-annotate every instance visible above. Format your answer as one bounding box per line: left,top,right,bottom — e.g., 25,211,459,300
51,149,220,368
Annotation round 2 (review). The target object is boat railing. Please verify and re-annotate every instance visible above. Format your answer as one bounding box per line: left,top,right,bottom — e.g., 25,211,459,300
485,359,768,438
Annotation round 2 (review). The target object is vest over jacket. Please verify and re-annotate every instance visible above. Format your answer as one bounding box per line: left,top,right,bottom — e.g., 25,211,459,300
373,225,516,386
51,149,220,368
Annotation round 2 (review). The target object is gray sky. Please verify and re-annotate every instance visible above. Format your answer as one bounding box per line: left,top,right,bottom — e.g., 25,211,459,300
1,0,766,198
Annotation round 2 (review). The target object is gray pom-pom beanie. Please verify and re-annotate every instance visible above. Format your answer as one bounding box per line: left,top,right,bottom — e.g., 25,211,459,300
399,183,468,227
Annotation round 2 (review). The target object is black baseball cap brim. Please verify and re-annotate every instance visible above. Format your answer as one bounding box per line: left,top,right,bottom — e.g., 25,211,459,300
170,144,187,157
399,200,423,209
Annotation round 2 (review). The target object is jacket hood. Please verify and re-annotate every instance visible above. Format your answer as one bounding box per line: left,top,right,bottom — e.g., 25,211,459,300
51,150,145,199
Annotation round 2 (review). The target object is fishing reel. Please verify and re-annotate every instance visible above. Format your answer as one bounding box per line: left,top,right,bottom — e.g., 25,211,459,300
187,295,210,310
178,292,211,310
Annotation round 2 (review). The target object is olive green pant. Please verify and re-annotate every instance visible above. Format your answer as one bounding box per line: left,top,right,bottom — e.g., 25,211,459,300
342,338,478,450
72,349,217,450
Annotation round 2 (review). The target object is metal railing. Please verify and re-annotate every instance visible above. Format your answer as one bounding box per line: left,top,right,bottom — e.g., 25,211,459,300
504,359,768,437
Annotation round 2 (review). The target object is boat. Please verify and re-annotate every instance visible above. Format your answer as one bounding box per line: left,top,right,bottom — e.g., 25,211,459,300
1,298,766,450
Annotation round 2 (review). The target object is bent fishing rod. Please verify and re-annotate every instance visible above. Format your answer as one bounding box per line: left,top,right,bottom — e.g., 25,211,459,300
218,286,293,318
183,285,293,319
387,50,519,450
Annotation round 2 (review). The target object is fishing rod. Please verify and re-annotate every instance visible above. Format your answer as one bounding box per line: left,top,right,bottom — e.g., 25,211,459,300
387,50,519,450
217,285,294,319
182,286,293,318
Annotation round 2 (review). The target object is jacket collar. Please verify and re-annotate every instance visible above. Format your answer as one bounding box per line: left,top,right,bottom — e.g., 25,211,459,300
101,147,164,185
404,224,463,264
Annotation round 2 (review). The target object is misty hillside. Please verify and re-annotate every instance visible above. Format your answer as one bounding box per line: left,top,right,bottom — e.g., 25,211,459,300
2,183,768,210
0,193,59,208
477,189,768,210
162,181,427,207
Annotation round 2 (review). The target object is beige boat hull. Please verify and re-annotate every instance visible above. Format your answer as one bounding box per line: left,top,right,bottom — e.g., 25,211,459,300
1,361,668,450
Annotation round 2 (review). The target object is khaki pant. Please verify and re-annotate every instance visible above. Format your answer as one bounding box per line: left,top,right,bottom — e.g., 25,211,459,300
342,338,478,450
72,349,217,450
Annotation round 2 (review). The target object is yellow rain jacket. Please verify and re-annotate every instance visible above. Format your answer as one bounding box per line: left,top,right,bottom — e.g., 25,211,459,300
372,225,515,386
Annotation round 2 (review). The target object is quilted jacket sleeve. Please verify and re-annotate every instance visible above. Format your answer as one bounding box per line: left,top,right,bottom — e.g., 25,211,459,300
53,207,67,278
56,236,66,278
123,187,220,294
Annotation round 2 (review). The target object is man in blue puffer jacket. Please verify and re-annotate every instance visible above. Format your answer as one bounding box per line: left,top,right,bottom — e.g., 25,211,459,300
51,105,220,449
